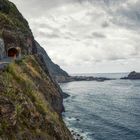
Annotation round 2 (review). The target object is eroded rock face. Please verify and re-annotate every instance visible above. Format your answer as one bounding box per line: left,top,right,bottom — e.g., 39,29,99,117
2,29,36,57
35,41,69,80
0,38,6,59
35,55,65,113
0,0,37,58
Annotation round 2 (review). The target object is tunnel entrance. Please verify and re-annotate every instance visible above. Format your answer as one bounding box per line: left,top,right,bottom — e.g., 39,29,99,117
8,48,19,58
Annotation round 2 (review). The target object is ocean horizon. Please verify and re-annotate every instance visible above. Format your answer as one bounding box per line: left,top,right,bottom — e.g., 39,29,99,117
70,72,129,79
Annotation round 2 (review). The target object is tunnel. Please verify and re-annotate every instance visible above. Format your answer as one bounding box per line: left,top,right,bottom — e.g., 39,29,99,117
8,48,19,57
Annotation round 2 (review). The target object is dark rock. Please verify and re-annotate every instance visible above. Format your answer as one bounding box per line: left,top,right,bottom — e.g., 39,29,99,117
76,118,80,121
77,134,80,137
62,92,70,99
71,130,74,133
60,76,113,83
35,41,69,80
121,71,140,80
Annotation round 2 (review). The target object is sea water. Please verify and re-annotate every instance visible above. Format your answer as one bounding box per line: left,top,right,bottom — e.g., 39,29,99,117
61,73,140,140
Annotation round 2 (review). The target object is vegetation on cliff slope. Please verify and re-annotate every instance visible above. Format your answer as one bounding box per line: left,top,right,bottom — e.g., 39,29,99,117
0,55,72,140
0,0,31,35
0,0,36,60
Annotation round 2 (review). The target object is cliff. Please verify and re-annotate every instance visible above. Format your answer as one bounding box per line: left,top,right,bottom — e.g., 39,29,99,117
36,41,70,82
0,0,73,139
0,55,72,139
0,0,37,59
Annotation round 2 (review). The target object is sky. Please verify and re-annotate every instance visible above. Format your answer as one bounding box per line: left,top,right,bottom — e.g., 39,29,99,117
10,0,140,74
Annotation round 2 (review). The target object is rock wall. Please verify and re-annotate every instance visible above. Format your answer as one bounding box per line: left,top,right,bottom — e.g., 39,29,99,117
0,38,5,59
35,41,69,81
0,0,37,58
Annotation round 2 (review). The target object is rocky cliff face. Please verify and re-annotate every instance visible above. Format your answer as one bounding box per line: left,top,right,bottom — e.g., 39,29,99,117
36,41,70,82
0,0,73,139
0,38,5,59
0,0,37,59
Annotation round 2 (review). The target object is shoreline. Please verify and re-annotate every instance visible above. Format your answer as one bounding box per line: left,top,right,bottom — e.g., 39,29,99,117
62,92,86,140
57,75,115,83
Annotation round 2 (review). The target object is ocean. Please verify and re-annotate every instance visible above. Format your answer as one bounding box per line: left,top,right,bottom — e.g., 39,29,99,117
60,73,140,140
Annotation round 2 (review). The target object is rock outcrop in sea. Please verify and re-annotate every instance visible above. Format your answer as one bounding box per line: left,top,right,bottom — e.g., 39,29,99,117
121,71,140,80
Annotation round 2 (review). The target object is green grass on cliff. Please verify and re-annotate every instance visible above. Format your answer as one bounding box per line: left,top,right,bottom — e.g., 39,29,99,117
0,0,31,34
0,55,72,140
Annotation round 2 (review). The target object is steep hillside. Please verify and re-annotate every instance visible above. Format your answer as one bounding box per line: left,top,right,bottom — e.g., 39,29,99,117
0,55,72,139
0,0,36,59
0,0,70,82
36,41,70,82
0,0,31,34
0,0,73,139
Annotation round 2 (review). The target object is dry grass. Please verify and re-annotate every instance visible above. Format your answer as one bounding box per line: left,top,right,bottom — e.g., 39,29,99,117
0,55,72,140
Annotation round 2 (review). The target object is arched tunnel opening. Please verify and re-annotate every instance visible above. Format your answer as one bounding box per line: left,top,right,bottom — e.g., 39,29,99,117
8,48,19,57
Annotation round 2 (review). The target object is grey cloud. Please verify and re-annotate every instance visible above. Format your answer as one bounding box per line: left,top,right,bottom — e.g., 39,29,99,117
105,1,140,31
101,21,109,28
38,31,60,39
37,23,53,29
11,0,78,18
92,32,106,38
87,32,106,39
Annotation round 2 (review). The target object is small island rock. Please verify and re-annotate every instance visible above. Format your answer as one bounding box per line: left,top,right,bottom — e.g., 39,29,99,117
121,71,140,80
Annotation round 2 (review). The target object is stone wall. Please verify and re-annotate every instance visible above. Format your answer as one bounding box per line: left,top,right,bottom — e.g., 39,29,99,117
0,38,6,60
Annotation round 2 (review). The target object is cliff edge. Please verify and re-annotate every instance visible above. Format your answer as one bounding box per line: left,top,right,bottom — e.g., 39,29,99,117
36,41,70,82
0,0,72,139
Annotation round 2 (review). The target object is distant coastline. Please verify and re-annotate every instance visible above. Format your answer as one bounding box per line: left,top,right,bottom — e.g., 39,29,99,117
56,72,128,83
57,72,140,83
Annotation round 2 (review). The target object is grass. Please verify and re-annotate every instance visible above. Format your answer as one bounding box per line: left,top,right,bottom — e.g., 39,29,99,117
0,0,31,35
0,55,72,139
0,1,72,138
0,0,33,57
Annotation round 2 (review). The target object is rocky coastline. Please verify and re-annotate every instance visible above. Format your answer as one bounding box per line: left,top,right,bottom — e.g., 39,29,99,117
56,75,114,83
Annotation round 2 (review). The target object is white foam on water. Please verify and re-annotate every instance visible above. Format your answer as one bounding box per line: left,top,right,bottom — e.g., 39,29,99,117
63,117,94,140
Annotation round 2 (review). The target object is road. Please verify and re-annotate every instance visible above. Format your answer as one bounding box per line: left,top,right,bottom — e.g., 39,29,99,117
0,57,14,69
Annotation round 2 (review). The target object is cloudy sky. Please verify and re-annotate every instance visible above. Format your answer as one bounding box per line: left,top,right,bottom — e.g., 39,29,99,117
11,0,140,73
